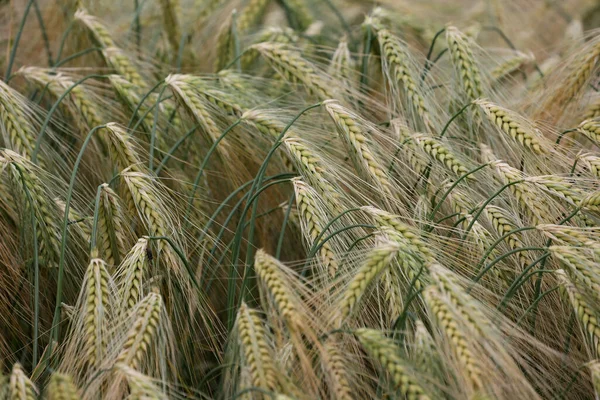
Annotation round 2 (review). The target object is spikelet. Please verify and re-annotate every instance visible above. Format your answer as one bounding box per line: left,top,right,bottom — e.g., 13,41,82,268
547,38,600,108
475,99,546,154
102,47,147,88
362,206,435,263
337,240,400,323
74,8,117,48
254,249,302,330
115,363,167,400
9,363,36,400
355,328,432,399
165,74,231,158
446,26,484,102
0,150,61,266
583,96,600,120
17,67,104,135
423,286,483,390
577,119,600,146
321,340,352,400
116,292,163,369
324,101,393,195
81,258,113,369
590,361,600,398
526,176,583,207
577,153,600,178
539,225,600,248
121,171,173,257
328,38,356,88
491,51,534,81
283,136,342,214
429,264,491,334
105,123,144,172
117,238,149,313
411,133,470,177
0,80,41,164
392,121,427,177
412,320,439,377
281,0,313,31
376,28,434,130
236,302,280,394
97,183,128,268
550,246,600,299
46,373,80,400
488,160,550,225
159,0,182,53
556,269,600,356
292,179,338,277
484,205,528,267
252,43,333,99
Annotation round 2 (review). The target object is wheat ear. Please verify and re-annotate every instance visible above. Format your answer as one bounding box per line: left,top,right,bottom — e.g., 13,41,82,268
338,240,400,323
9,363,36,400
46,373,80,400
355,328,432,399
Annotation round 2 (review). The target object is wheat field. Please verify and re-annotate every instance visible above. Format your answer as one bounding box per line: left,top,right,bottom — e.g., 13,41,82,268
1,0,600,398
